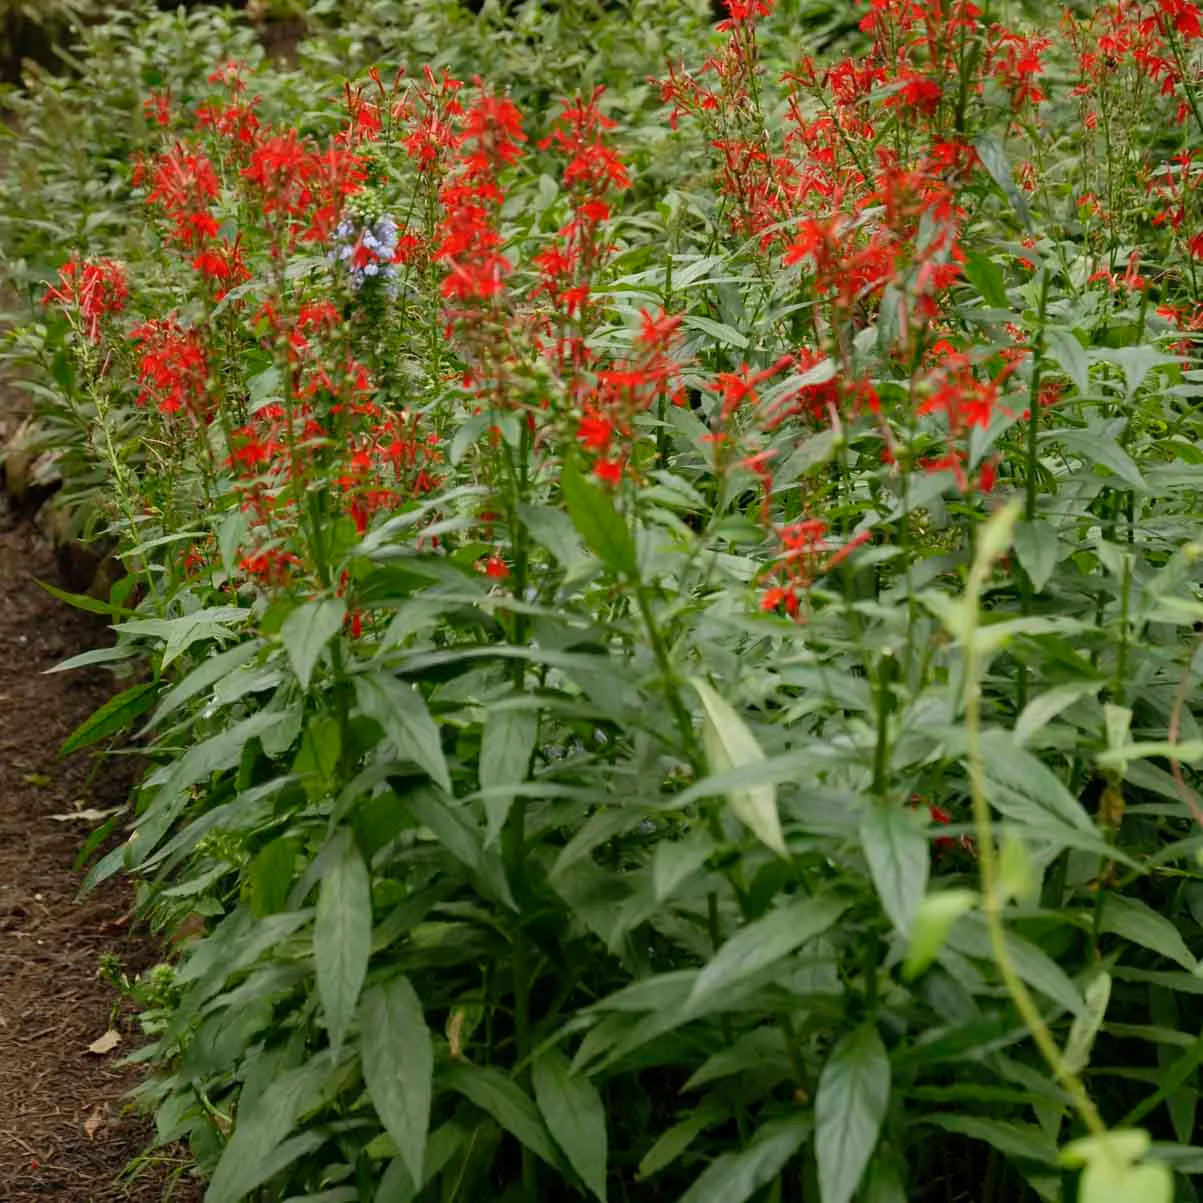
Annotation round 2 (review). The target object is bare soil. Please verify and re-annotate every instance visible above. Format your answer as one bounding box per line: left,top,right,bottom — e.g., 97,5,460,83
0,494,198,1200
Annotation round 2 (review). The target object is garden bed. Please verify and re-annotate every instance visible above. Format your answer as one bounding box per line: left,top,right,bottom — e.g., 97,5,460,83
4,1,1203,1201
0,396,195,1200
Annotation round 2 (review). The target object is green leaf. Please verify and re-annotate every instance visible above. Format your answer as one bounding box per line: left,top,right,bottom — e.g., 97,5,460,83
295,715,342,799
815,1023,891,1203
127,710,289,868
691,678,784,856
376,1158,418,1203
687,895,849,1015
962,250,1009,309
1015,681,1103,747
45,644,137,674
480,707,538,846
773,428,837,487
1052,429,1146,490
314,831,372,1052
533,1049,608,1201
1091,345,1179,397
677,1115,811,1203
1047,328,1090,396
860,803,927,937
114,607,248,670
35,577,136,617
518,502,587,568
861,1153,908,1203
355,671,451,794
442,1063,564,1171
360,975,433,1188
249,837,297,918
561,457,638,578
449,411,492,466
949,913,1087,1017
1098,740,1203,771
1097,896,1198,971
637,1106,723,1180
652,830,715,902
405,787,516,909
684,1026,787,1091
973,133,1031,228
681,313,749,349
1122,1029,1203,1128
902,889,977,980
974,497,1023,570
145,640,262,730
59,682,157,757
206,1053,335,1203
280,598,346,690
978,731,1095,832
1063,1130,1150,1169
212,1133,325,1203
927,1113,1058,1164
1013,520,1059,593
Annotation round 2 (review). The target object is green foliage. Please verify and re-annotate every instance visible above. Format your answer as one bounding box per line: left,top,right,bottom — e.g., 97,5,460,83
8,1,1203,1201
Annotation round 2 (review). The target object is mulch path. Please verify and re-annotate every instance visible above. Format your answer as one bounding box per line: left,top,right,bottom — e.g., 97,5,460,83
0,493,199,1200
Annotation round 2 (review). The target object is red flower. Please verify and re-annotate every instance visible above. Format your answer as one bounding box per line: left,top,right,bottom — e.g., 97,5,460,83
708,356,792,420
761,583,800,616
716,0,774,30
196,98,261,145
242,133,367,246
41,257,128,341
1160,0,1203,39
141,143,221,249
435,87,526,308
130,319,210,419
637,308,684,351
889,72,943,116
577,413,614,451
463,89,527,167
191,238,250,299
593,458,623,485
758,520,870,620
143,89,171,127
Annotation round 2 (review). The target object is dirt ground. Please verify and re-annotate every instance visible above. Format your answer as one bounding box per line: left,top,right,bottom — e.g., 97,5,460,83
0,493,199,1200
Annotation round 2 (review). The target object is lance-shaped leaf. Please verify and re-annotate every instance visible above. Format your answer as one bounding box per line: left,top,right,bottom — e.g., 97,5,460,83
314,830,372,1052
480,707,538,846
355,670,451,794
279,597,346,690
360,975,433,1188
533,1049,608,1201
687,894,849,1015
691,678,785,856
815,1023,891,1203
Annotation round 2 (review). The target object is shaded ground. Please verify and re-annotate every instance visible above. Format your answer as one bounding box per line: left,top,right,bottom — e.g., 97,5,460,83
0,492,198,1199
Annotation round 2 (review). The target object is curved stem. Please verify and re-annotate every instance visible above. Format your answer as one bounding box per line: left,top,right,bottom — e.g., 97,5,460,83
961,501,1107,1139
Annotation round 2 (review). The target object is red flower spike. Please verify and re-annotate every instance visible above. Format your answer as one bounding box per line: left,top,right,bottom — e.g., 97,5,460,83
41,257,128,342
130,318,210,420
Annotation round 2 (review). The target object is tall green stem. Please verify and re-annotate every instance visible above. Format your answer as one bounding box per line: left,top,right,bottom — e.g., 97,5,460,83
962,501,1107,1139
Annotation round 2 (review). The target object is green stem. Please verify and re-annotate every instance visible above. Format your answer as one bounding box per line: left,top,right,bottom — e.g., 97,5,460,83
962,503,1107,1140
1024,268,1052,524
872,650,896,799
635,583,701,766
1166,20,1203,142
502,797,535,1195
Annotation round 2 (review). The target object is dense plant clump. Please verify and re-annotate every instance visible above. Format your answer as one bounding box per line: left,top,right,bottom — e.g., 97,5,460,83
8,0,1203,1199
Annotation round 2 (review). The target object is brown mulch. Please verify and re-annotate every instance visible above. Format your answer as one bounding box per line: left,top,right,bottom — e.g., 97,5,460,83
0,495,199,1201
